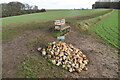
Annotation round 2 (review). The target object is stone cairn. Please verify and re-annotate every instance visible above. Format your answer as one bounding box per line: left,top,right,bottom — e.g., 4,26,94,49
38,41,89,73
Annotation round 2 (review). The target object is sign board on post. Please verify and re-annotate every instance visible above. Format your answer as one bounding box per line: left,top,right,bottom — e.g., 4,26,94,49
61,19,65,25
57,36,65,40
54,19,65,25
55,20,61,25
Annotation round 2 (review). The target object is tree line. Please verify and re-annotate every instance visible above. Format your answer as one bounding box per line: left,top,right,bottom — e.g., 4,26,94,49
1,1,46,18
92,1,120,9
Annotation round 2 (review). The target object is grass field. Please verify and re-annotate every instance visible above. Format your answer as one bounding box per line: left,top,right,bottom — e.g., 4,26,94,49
2,9,110,27
2,9,112,41
91,10,119,49
2,9,119,49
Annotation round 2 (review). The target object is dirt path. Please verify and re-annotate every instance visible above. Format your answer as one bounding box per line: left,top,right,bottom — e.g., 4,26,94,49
2,27,56,78
2,26,118,78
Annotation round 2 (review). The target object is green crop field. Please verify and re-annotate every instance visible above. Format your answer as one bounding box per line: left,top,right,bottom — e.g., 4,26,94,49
91,10,119,49
2,9,110,27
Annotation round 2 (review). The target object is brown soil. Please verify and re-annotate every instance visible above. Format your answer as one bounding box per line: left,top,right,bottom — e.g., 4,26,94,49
2,14,118,78
2,27,56,78
64,29,118,78
2,26,118,78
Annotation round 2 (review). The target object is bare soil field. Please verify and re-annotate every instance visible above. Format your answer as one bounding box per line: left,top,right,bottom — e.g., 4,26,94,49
2,23,118,78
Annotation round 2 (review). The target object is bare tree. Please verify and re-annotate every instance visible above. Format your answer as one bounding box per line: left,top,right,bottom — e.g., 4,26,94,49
33,5,38,10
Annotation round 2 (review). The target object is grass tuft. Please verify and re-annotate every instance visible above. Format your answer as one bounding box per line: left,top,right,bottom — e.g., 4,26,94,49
17,56,66,78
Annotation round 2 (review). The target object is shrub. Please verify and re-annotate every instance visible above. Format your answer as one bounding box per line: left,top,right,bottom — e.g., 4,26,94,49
2,9,47,18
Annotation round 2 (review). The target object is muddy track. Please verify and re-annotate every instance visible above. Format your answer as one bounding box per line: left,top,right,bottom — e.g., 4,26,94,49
2,11,118,78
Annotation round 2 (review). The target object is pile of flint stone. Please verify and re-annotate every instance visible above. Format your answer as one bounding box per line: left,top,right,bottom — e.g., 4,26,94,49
38,41,89,73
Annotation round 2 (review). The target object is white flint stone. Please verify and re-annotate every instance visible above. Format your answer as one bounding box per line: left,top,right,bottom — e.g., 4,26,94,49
42,49,46,56
69,68,73,72
56,61,61,66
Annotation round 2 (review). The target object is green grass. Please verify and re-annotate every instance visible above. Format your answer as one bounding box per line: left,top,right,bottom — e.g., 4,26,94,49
2,21,52,41
67,9,113,34
51,29,69,37
2,9,112,41
17,56,66,78
2,9,110,27
91,10,119,49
